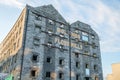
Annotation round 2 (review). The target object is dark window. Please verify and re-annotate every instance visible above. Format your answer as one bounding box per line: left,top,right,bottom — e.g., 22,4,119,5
85,64,89,68
85,77,89,80
31,70,36,77
94,65,97,71
32,54,38,62
59,73,64,79
59,59,64,65
47,57,51,63
75,53,79,58
46,72,51,77
76,74,80,80
76,62,80,68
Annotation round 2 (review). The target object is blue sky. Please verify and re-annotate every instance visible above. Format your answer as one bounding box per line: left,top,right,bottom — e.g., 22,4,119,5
0,0,120,80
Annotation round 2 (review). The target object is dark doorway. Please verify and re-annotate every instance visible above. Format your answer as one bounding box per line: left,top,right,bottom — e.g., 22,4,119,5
85,77,89,80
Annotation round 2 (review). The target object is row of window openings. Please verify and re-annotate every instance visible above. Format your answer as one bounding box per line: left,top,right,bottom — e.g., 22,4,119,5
32,54,97,70
35,26,93,42
33,38,96,51
35,15,65,28
75,53,97,58
32,55,64,65
31,71,97,80
35,16,95,40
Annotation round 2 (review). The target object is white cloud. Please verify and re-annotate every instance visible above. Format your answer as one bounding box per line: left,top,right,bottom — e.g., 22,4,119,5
0,0,24,9
56,0,120,53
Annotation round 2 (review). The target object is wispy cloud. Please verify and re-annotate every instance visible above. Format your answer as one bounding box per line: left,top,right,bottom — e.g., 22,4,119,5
0,0,24,9
56,0,120,53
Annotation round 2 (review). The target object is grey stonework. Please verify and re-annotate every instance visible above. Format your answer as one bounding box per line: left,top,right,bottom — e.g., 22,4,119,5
0,4,103,80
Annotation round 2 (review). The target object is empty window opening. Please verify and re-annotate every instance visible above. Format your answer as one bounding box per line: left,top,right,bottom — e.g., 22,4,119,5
32,54,38,62
76,62,80,68
47,57,52,63
59,59,64,65
75,53,79,58
76,74,80,80
46,72,51,77
85,77,89,80
85,64,89,68
94,65,97,70
31,70,36,77
59,73,64,79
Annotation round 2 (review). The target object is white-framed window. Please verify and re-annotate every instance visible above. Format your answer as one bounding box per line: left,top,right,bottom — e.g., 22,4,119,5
82,32,89,41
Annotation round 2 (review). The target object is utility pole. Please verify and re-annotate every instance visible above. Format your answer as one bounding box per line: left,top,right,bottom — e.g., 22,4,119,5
68,23,71,80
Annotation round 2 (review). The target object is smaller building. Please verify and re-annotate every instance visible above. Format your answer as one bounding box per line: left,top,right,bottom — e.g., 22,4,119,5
106,63,120,80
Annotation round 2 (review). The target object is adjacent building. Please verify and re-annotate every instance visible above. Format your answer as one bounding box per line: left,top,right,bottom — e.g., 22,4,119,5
107,63,120,80
0,5,103,80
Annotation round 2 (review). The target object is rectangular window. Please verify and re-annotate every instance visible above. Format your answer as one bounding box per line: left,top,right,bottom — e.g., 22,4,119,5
85,64,90,76
85,77,89,80
59,73,64,79
32,54,38,62
47,57,52,63
31,70,36,77
76,62,80,68
46,72,51,77
82,32,89,41
76,74,80,80
75,53,79,58
59,59,64,65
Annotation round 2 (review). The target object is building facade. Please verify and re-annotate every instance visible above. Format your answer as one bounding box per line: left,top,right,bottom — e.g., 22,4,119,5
107,63,120,80
0,5,103,80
